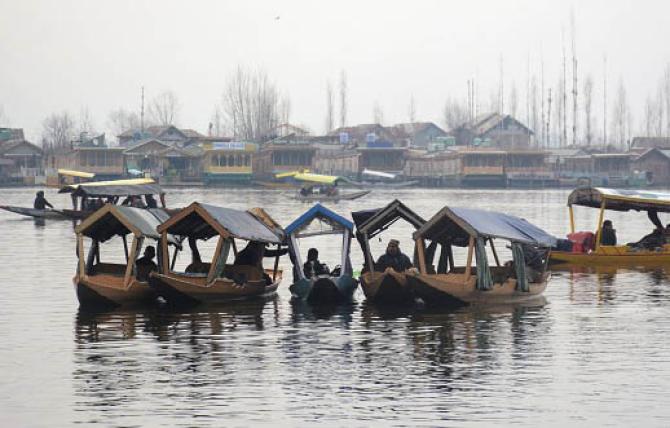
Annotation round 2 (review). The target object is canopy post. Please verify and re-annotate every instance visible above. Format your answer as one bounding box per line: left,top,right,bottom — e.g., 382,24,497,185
417,238,427,273
122,235,129,261
489,238,500,266
569,205,575,234
272,243,280,282
77,234,86,278
160,231,170,273
207,235,225,283
594,200,606,251
124,235,139,287
465,236,475,279
363,235,374,273
170,245,179,271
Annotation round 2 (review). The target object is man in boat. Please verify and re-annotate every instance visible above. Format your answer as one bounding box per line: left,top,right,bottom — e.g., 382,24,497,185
375,239,413,273
303,248,329,278
234,241,288,284
599,220,617,246
33,191,54,210
185,237,209,273
135,246,158,280
145,194,158,209
628,226,665,250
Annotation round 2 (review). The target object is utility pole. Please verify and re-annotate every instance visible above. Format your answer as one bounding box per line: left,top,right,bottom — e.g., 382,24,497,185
541,55,545,148
571,9,578,147
499,55,504,115
562,28,567,147
140,86,145,132
603,55,607,145
547,88,552,148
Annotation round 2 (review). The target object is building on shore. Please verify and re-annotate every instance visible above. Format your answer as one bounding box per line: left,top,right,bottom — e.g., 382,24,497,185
631,137,670,151
201,141,257,185
562,152,633,187
451,113,534,148
122,138,202,184
45,134,124,184
631,148,670,186
117,125,206,148
0,128,44,185
391,122,448,147
253,141,317,180
505,150,555,187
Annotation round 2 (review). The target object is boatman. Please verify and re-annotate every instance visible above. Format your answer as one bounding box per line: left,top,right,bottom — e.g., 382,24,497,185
33,190,54,210
135,246,158,280
375,239,413,272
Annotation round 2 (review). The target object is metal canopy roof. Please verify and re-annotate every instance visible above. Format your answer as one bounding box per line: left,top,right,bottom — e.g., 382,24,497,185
285,204,353,237
353,199,425,238
568,187,670,212
414,206,556,247
75,205,175,243
59,178,162,197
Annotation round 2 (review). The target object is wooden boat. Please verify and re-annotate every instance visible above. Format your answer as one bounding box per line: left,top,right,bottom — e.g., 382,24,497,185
550,187,670,266
73,204,175,308
286,204,358,303
292,190,370,202
352,199,426,304
407,206,555,306
149,202,286,305
0,205,67,220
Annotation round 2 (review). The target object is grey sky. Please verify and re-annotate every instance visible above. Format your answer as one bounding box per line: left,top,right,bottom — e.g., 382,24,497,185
1,0,669,142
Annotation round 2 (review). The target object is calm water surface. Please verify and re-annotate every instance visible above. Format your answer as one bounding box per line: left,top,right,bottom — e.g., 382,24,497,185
1,187,670,427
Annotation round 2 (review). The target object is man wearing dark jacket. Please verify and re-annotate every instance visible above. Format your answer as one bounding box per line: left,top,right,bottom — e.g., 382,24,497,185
33,191,54,210
375,239,413,272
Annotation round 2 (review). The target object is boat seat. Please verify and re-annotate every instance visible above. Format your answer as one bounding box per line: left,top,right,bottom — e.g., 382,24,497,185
90,263,126,276
221,264,264,282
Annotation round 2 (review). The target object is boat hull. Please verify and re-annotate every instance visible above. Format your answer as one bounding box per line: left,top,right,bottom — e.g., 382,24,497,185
149,270,282,305
360,270,414,304
407,272,547,306
75,275,155,308
289,275,358,303
0,205,68,220
551,246,670,266
292,190,371,202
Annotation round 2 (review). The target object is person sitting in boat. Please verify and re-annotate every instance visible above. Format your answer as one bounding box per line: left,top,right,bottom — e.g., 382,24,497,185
628,226,665,250
185,236,209,274
599,220,617,246
303,248,329,278
145,194,158,209
33,191,54,210
135,246,158,281
234,241,288,284
375,239,413,273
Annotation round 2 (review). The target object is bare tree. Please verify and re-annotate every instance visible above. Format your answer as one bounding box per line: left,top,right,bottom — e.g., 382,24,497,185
408,94,416,123
508,82,518,118
372,101,384,125
148,90,180,126
530,76,538,139
644,96,655,137
221,66,281,141
78,107,96,135
339,70,348,127
571,9,578,146
611,78,631,149
42,111,75,149
554,77,564,147
278,94,291,125
663,64,670,137
443,97,469,130
583,74,594,146
325,80,334,133
209,107,225,137
108,108,141,140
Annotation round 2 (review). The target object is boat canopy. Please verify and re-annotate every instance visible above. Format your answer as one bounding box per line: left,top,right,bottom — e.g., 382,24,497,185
59,178,161,197
285,204,353,238
57,169,95,178
414,206,556,247
568,187,670,212
275,170,309,179
157,202,283,243
75,205,176,243
353,199,425,238
293,172,341,185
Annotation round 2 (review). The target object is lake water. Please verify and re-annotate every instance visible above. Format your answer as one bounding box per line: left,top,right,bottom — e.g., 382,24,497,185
1,187,670,427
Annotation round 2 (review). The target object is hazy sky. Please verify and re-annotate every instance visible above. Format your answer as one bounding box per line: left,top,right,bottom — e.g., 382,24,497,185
1,0,669,142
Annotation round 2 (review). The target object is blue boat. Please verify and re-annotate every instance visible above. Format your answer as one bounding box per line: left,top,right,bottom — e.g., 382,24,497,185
285,204,358,303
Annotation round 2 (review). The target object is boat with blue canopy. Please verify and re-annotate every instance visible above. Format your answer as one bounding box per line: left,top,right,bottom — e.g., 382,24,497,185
352,199,425,304
285,204,358,303
408,206,555,306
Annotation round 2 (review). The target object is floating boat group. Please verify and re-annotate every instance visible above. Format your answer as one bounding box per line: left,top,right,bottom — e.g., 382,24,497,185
3,174,668,310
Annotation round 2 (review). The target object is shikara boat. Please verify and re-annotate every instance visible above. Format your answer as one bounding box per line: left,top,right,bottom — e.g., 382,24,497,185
550,187,670,266
59,178,167,220
74,204,175,308
0,205,67,220
53,168,96,187
352,199,426,304
149,202,285,305
289,172,371,202
286,204,358,303
407,206,555,306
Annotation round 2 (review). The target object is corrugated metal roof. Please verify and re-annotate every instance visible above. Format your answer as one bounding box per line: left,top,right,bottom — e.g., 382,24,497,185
76,206,173,242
